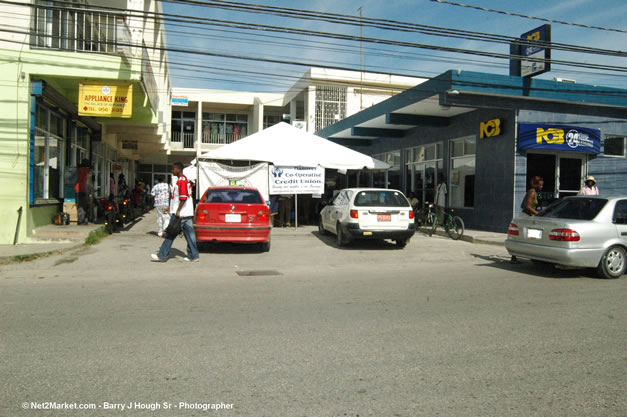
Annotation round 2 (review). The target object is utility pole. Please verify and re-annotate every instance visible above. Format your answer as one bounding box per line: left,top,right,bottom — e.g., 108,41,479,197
358,6,364,110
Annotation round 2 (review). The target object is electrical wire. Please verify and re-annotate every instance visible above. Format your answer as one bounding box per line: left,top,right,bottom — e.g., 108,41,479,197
430,0,627,34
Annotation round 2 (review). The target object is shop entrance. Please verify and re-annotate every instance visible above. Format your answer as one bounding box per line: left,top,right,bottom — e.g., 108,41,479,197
527,153,585,206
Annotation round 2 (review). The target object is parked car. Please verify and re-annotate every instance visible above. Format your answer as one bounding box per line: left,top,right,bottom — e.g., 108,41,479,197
319,188,416,247
505,196,627,279
194,187,271,252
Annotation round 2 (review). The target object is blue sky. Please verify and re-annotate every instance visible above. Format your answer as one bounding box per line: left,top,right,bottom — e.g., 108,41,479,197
162,0,627,92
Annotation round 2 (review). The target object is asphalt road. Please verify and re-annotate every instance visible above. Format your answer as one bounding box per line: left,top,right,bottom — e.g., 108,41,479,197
1,212,625,417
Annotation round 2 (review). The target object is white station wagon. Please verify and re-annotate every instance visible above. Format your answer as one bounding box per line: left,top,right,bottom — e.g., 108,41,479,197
319,188,416,248
505,196,627,279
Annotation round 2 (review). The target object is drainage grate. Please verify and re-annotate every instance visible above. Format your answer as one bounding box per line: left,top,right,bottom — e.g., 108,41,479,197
236,270,282,276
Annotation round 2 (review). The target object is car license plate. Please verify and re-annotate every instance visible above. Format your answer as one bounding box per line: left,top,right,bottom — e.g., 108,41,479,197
225,214,241,223
377,214,391,222
527,228,542,239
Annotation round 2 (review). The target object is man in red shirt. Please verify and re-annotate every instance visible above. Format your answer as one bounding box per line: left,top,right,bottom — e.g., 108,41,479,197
151,162,199,262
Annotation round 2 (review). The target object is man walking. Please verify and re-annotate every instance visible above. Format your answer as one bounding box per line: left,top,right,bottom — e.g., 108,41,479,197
151,176,171,237
151,163,199,262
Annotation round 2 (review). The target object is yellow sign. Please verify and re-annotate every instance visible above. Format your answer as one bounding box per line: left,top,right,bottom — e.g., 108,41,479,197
536,128,564,144
480,118,501,138
78,82,133,118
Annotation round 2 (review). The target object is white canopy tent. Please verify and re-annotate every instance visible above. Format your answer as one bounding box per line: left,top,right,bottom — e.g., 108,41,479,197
192,122,389,170
183,122,390,226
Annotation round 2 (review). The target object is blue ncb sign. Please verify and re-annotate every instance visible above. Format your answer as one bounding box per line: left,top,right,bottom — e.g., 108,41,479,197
518,123,600,154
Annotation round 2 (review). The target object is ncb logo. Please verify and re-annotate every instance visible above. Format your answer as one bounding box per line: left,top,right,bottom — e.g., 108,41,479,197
480,119,501,138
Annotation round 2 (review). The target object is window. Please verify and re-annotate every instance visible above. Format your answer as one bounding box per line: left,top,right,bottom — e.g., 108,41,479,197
204,188,263,204
603,136,626,157
263,115,280,129
405,143,443,206
373,150,402,190
538,198,607,220
613,200,627,224
449,136,476,208
353,190,410,208
315,85,347,132
32,103,65,202
199,113,248,145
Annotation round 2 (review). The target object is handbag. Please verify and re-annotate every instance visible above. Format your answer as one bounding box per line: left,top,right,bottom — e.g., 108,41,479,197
164,215,182,238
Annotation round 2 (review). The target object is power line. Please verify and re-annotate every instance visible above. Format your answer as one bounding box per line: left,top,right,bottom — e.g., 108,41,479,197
8,0,625,75
431,0,627,34
160,0,626,57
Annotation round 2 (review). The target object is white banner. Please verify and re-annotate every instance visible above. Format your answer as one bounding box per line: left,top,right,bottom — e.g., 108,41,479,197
196,162,270,202
269,165,325,195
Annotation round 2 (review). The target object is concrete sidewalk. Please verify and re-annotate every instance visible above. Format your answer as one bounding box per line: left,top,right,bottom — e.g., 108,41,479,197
0,214,506,263
0,222,104,262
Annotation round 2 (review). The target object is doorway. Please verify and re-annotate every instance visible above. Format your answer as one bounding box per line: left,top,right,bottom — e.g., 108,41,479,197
526,153,585,206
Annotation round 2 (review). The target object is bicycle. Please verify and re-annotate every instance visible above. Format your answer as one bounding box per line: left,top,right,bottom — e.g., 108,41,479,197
415,202,435,228
428,207,464,240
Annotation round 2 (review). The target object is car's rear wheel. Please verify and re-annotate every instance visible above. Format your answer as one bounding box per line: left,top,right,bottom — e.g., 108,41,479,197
336,222,350,247
597,246,626,279
395,238,409,248
318,217,328,235
260,237,271,253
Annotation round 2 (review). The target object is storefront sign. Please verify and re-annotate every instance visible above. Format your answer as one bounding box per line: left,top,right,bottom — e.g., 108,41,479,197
480,118,502,138
269,166,325,195
519,123,600,153
520,24,551,77
172,95,189,106
78,82,133,118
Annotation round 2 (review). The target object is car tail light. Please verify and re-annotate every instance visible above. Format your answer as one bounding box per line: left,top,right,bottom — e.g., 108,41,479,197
508,223,519,236
258,209,269,222
408,210,415,219
197,210,208,221
123,199,128,205
549,229,580,241
107,205,113,211
350,210,359,219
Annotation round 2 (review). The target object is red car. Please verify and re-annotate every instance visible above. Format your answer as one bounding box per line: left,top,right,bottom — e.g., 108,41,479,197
194,187,272,252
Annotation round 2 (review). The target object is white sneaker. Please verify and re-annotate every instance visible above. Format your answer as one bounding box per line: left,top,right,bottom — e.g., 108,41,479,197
151,254,166,262
157,232,163,237
183,257,199,262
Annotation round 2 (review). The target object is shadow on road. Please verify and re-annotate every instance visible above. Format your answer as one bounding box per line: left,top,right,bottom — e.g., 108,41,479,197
198,242,264,254
470,253,603,280
311,231,406,251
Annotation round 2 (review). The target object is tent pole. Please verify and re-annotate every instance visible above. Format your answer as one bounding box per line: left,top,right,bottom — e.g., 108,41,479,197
294,193,298,228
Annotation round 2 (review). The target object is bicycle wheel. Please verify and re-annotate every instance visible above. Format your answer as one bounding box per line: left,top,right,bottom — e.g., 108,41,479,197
446,216,465,240
428,213,438,236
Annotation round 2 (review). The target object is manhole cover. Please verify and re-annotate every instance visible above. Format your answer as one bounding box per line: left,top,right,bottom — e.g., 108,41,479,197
236,270,282,276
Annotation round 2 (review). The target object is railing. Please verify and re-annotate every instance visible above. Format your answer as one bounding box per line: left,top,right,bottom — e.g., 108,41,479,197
171,132,195,149
31,4,129,54
202,132,246,145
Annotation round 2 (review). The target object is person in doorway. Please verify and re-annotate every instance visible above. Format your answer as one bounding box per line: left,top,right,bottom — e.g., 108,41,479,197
151,176,171,237
511,175,545,264
75,160,92,225
408,192,420,210
109,173,116,198
151,162,199,262
279,195,294,227
577,176,599,196
521,176,544,216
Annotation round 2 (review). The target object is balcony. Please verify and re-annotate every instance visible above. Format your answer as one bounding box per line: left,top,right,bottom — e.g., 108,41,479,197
31,3,131,56
170,131,245,151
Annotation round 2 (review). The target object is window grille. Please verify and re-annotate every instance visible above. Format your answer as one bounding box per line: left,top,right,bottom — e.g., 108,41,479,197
315,85,346,132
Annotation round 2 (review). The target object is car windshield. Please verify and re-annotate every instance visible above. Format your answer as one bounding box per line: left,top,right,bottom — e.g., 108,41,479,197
204,189,263,204
353,190,410,207
537,198,607,220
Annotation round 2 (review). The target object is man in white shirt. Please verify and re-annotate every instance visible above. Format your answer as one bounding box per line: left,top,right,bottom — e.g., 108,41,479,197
151,176,171,237
151,162,199,262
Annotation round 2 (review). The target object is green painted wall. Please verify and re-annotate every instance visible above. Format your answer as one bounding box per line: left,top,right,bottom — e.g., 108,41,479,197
0,46,153,243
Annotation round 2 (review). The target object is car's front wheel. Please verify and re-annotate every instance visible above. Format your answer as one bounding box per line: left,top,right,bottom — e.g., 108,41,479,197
336,222,350,247
597,246,626,279
318,217,327,235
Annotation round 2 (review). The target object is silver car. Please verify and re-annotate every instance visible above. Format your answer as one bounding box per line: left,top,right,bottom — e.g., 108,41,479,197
505,196,627,279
